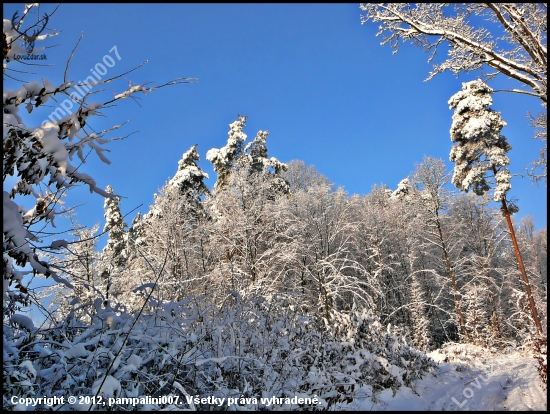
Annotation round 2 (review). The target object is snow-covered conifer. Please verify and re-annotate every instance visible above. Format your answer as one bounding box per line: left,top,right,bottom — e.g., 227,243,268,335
103,185,127,266
168,144,209,197
125,212,145,257
206,116,247,192
242,130,288,176
207,116,289,195
449,80,512,202
242,130,289,196
448,79,543,335
99,185,127,301
166,144,209,219
391,177,411,201
242,130,269,173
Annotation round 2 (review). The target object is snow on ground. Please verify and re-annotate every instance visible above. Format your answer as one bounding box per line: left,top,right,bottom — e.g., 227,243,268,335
342,344,546,411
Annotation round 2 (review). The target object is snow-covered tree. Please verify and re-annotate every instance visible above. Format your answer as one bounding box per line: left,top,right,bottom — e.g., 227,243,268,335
289,184,371,320
391,177,412,201
517,216,547,295
411,157,469,342
360,3,547,181
39,221,106,326
241,130,289,195
99,185,128,301
527,111,547,183
206,115,247,192
360,4,546,103
409,271,432,350
207,115,289,195
125,211,146,261
102,185,127,266
167,144,210,214
282,159,332,194
201,168,296,303
448,79,542,334
114,146,211,306
449,80,512,202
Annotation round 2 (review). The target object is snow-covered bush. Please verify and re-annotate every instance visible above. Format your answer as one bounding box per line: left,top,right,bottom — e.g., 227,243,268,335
529,332,547,386
3,291,437,410
331,310,438,395
4,297,202,410
3,318,38,410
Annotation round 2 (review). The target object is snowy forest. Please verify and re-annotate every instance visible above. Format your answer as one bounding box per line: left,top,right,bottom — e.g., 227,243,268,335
3,3,547,411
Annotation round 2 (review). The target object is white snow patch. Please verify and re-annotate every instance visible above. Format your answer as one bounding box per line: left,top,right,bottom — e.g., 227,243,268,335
339,344,546,411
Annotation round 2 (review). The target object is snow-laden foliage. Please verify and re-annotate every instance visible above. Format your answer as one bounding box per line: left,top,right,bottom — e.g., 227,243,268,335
359,4,547,103
40,223,110,325
528,110,547,183
336,310,438,394
3,294,437,410
103,186,127,266
449,80,512,202
390,177,411,201
531,332,547,385
168,145,209,197
131,144,210,238
360,3,547,182
206,116,247,192
207,116,289,195
3,5,547,410
165,144,210,221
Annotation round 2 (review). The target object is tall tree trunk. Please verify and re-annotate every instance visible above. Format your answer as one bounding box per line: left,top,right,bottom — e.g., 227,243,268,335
500,198,543,334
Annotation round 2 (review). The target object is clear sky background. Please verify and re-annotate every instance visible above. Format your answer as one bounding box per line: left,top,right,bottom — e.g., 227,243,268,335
5,3,547,250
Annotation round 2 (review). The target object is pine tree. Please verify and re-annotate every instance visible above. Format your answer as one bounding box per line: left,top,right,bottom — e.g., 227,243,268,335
167,144,210,214
391,177,412,201
242,130,289,195
125,212,145,261
103,185,127,266
206,116,247,192
448,79,542,334
100,185,127,301
207,116,289,195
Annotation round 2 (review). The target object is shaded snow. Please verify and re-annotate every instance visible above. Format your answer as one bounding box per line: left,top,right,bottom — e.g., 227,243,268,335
10,314,35,332
342,344,546,411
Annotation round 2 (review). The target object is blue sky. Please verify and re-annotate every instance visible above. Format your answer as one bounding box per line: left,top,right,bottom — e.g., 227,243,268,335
5,3,547,245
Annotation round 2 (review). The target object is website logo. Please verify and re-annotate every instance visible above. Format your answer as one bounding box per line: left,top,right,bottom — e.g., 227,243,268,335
11,11,49,54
